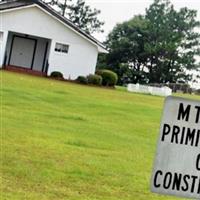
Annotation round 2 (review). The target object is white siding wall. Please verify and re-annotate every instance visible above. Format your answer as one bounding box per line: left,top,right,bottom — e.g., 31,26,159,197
0,30,8,67
0,6,98,79
0,32,3,66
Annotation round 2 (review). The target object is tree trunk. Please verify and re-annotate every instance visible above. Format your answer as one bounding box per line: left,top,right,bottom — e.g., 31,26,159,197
62,0,67,16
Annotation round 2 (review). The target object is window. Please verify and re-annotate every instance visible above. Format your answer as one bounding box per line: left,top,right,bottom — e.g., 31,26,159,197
0,32,3,42
55,43,69,53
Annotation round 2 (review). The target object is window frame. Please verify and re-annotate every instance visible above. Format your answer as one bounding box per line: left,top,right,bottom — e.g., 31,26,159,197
55,42,69,54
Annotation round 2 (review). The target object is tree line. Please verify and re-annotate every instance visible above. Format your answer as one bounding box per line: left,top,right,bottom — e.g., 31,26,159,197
98,0,200,85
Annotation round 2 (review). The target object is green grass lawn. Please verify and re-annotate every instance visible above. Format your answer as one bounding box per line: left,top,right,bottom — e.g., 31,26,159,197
1,71,199,200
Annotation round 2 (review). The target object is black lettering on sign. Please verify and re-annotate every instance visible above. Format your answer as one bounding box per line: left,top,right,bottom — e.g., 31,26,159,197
181,174,190,192
195,106,200,123
185,128,196,146
180,127,186,144
161,124,170,141
177,103,191,122
154,170,162,188
196,154,200,171
171,125,180,144
198,179,200,194
195,130,200,147
191,176,198,193
172,173,182,191
163,172,172,189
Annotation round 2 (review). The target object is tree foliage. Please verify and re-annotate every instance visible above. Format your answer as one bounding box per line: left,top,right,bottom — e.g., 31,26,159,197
68,0,104,34
98,0,200,85
43,0,104,34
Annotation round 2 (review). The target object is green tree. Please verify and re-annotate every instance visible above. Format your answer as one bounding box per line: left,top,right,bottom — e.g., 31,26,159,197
144,0,200,83
99,0,200,85
100,15,149,84
68,0,104,34
43,0,104,34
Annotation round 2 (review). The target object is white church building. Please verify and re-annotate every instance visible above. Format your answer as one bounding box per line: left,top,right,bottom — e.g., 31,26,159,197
0,0,107,79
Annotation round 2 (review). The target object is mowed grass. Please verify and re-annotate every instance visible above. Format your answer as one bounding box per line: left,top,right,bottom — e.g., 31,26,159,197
1,71,199,200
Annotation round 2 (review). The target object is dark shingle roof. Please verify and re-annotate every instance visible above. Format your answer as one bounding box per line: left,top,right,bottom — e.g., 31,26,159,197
0,0,33,10
0,0,107,52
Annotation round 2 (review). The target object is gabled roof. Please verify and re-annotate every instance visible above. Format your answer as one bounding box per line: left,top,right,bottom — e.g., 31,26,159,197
0,0,108,53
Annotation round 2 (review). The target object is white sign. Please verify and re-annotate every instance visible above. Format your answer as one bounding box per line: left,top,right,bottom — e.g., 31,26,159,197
151,96,200,199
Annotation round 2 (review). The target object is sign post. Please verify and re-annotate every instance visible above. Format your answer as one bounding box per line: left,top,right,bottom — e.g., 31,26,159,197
151,96,200,199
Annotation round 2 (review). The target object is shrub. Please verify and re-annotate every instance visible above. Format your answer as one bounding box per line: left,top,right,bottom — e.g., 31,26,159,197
96,69,118,86
50,71,64,79
87,74,102,86
76,76,88,84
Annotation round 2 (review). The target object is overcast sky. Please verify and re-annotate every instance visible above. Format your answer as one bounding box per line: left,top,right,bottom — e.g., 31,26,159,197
85,0,200,42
